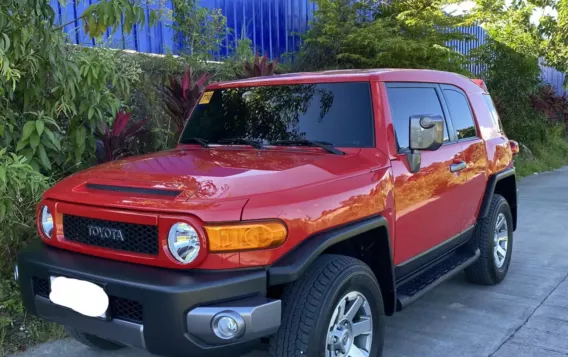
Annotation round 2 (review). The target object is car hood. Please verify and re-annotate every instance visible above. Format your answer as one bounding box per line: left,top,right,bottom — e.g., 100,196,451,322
45,148,381,213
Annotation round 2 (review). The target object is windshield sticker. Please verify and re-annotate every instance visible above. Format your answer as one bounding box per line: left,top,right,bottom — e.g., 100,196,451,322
199,91,214,104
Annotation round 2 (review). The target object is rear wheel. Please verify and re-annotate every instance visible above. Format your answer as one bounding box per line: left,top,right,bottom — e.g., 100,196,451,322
269,254,385,357
465,194,513,285
65,326,124,351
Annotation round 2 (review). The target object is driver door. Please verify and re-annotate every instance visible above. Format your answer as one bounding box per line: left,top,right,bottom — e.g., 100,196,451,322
385,83,468,275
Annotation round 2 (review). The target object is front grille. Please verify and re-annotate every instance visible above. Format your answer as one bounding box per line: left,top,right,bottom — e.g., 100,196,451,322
63,215,159,255
33,277,50,297
32,277,144,323
110,297,144,323
86,183,182,197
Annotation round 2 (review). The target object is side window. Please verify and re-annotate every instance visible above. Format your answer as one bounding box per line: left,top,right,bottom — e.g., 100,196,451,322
443,89,477,140
386,87,449,151
482,94,504,132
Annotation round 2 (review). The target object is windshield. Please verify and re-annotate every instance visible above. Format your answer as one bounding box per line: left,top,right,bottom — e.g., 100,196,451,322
179,82,375,148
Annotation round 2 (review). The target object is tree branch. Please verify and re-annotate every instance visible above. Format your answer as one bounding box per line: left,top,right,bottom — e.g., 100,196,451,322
54,15,86,31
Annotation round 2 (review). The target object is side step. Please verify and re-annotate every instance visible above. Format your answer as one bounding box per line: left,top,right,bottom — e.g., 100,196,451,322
396,249,480,310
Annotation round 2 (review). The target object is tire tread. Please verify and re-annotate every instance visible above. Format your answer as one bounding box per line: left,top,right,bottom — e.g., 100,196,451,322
465,194,510,285
269,255,375,357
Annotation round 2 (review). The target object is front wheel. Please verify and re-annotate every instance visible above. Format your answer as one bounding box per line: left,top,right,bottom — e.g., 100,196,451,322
269,255,385,357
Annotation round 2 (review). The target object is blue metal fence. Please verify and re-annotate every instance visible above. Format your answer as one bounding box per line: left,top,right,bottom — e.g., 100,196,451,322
48,0,316,57
50,0,566,93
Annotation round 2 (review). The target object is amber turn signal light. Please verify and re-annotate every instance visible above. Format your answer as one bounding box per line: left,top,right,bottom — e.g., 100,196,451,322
205,221,287,252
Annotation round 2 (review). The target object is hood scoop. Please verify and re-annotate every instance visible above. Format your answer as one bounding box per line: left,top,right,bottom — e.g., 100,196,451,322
85,183,183,197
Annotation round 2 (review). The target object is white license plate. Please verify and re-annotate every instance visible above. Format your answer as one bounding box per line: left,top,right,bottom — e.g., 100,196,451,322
49,276,109,318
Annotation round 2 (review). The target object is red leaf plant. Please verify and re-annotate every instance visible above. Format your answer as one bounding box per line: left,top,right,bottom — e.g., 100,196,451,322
530,85,568,125
162,67,210,136
95,110,150,163
240,53,279,78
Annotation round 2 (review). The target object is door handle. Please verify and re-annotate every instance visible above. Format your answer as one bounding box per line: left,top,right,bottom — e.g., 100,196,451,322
450,161,467,172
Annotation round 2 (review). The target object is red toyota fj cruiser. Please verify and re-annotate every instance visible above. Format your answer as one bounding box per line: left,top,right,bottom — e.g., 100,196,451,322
16,69,519,357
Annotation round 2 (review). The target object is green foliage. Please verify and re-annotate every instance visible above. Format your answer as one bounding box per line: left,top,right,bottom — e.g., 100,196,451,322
472,0,568,87
81,0,160,38
0,1,160,352
534,0,568,82
170,0,227,60
102,50,240,153
233,35,255,63
296,0,473,73
470,0,554,145
514,132,568,177
0,152,50,325
0,0,154,177
469,0,568,175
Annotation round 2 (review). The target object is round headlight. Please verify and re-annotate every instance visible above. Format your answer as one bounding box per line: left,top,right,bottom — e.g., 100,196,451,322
40,206,54,238
168,223,200,264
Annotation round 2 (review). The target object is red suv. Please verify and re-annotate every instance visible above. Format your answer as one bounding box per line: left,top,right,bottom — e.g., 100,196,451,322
16,69,519,357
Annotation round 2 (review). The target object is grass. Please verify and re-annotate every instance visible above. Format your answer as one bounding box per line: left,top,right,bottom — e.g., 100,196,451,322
514,137,568,178
1,280,66,356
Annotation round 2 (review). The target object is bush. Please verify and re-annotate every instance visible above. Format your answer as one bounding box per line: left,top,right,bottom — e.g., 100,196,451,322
110,51,243,153
296,0,472,73
0,151,50,272
0,151,64,355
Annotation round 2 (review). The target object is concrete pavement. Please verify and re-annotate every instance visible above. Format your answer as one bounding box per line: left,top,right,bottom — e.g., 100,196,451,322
9,166,568,357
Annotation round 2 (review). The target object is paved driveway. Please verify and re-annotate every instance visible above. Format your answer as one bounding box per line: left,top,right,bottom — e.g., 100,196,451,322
10,167,568,357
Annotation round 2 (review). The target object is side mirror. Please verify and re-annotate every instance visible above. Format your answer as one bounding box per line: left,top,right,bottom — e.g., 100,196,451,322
409,115,444,151
406,115,444,173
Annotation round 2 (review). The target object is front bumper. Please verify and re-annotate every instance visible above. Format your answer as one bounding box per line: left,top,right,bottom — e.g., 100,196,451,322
17,242,280,357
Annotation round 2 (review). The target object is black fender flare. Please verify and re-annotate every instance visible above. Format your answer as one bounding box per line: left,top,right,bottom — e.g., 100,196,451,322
267,215,397,315
478,167,517,229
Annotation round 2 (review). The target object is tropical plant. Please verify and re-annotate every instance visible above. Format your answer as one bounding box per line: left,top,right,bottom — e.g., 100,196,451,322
0,148,58,354
162,68,211,136
531,85,568,127
296,0,474,73
0,0,157,176
95,111,150,163
239,53,279,78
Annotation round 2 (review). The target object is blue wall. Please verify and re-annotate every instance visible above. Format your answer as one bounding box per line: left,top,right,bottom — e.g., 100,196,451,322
48,0,316,58
49,0,566,94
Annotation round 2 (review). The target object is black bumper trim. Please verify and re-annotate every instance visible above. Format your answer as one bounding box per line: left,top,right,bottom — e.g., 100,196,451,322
17,242,269,357
35,296,145,349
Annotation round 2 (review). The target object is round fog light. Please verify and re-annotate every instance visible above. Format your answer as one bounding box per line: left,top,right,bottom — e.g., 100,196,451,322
218,317,237,337
212,311,245,340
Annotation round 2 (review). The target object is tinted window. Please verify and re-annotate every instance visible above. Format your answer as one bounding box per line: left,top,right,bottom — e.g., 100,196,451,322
180,82,374,147
386,87,448,150
444,89,477,140
483,94,504,132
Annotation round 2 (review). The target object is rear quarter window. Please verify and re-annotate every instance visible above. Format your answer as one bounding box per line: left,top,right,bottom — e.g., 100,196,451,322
482,94,504,133
443,89,477,140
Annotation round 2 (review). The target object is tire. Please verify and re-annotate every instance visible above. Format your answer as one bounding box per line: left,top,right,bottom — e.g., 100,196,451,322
65,326,124,351
269,254,385,357
465,194,513,285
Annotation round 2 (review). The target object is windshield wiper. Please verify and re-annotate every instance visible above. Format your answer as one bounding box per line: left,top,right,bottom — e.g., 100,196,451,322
217,138,264,150
182,137,209,148
269,140,345,155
